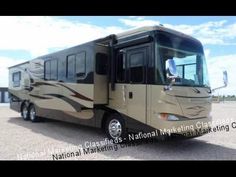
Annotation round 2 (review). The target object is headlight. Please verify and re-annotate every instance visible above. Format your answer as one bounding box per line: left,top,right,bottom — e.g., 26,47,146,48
168,115,180,121
158,113,180,121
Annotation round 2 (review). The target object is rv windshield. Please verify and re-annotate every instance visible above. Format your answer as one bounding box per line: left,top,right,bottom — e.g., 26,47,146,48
155,32,210,87
159,46,210,87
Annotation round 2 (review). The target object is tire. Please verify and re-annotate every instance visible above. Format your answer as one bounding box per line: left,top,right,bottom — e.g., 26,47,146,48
29,104,40,122
21,104,29,121
104,113,127,143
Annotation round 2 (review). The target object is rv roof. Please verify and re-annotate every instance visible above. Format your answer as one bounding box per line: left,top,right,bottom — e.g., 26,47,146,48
8,61,30,69
116,25,200,43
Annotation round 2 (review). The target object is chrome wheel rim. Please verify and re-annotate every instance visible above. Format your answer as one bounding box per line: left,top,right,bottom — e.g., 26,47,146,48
30,107,36,121
23,107,28,119
108,119,122,138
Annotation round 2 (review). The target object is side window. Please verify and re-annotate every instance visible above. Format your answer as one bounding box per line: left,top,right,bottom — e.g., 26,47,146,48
51,59,58,80
96,53,108,75
58,59,66,81
116,51,126,82
67,55,76,79
129,52,144,83
12,72,21,87
76,52,86,77
45,61,51,80
44,59,58,80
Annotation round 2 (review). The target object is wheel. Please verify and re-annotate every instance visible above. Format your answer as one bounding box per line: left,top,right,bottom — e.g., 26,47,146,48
29,104,40,122
105,113,127,143
21,104,29,121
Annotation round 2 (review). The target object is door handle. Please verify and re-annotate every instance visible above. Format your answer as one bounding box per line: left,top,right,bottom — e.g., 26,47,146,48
129,92,133,99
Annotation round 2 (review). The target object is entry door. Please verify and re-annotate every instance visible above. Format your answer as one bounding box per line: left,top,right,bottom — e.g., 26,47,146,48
126,45,148,124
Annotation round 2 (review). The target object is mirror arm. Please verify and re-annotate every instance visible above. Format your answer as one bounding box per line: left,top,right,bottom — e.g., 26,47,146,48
211,84,227,92
164,78,176,91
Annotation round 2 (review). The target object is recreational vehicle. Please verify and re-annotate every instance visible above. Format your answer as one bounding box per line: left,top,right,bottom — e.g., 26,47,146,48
9,26,222,141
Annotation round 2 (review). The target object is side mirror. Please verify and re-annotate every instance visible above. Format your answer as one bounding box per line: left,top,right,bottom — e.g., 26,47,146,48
166,59,178,78
164,59,178,91
223,70,228,86
212,70,228,92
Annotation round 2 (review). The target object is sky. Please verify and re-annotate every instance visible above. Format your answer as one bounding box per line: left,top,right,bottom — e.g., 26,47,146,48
0,16,235,95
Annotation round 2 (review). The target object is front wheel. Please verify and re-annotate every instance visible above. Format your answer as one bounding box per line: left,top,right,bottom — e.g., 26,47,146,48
105,113,127,143
29,105,40,122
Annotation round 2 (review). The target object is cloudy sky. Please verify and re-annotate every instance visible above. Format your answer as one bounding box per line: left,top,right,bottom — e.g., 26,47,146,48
0,16,235,95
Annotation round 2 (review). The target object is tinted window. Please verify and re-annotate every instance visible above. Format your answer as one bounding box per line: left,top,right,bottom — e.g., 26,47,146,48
96,53,108,75
116,52,125,82
45,61,50,80
51,59,58,80
156,32,204,53
44,59,58,80
58,59,66,81
76,52,86,77
12,72,21,87
130,52,144,83
67,55,75,79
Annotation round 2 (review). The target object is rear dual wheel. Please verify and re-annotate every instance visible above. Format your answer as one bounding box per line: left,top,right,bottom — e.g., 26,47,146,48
21,104,29,120
29,105,40,122
21,104,40,122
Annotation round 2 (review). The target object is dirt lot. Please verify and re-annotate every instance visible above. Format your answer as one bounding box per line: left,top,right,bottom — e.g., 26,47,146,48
0,102,236,160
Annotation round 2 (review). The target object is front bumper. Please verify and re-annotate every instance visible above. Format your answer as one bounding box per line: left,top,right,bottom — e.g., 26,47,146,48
151,116,212,137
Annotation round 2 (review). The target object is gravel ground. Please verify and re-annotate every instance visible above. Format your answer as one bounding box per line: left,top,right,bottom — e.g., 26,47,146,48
0,102,236,160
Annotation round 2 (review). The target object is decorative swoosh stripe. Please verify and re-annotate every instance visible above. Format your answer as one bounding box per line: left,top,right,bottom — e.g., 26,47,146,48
31,82,57,87
28,70,43,74
57,83,93,102
186,106,205,110
29,94,52,99
32,62,43,66
9,93,22,101
44,93,84,112
187,110,205,117
24,86,33,91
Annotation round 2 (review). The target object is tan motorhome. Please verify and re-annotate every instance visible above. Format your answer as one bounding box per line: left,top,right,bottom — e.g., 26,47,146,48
9,26,221,141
